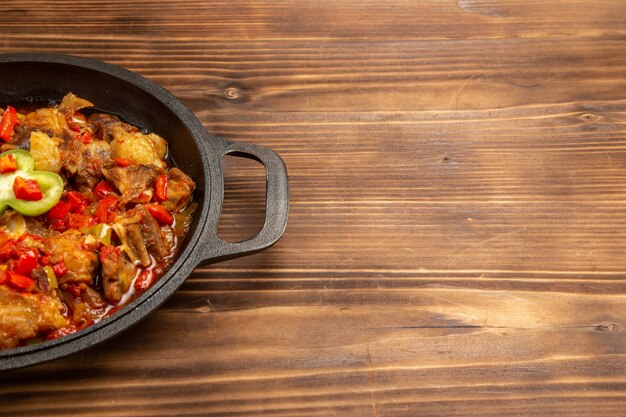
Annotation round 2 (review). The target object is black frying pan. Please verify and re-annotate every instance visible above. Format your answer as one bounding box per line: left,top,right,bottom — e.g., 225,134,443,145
0,53,289,370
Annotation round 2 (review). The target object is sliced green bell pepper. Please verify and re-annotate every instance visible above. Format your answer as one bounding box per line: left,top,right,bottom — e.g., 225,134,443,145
81,223,112,245
43,265,59,289
0,149,63,216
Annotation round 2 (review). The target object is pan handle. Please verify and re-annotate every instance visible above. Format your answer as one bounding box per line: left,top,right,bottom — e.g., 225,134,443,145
196,137,289,265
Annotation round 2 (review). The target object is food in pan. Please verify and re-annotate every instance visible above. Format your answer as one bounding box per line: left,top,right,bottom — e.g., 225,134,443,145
0,93,196,349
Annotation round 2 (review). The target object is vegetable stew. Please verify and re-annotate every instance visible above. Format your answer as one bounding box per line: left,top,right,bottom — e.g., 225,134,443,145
0,93,196,349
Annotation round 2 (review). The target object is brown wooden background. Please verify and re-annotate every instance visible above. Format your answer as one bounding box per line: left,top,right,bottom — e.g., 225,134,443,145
2,1,626,415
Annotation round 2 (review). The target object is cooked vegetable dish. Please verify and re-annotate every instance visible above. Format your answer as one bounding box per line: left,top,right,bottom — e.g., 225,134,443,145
0,93,196,349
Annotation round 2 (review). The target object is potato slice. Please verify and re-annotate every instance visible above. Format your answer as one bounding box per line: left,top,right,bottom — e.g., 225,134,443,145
29,131,62,172
24,109,67,137
0,210,26,238
110,125,167,168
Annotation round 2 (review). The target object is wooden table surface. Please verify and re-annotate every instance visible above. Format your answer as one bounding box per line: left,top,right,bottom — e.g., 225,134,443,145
2,1,626,415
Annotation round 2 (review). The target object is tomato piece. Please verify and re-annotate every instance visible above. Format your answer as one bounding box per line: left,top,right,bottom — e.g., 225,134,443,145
93,180,116,199
113,157,132,167
47,201,72,221
13,248,38,275
0,239,16,261
13,176,42,201
134,269,156,292
39,255,51,266
0,154,17,174
0,106,20,142
52,259,67,277
7,270,35,291
154,174,168,202
94,195,118,224
145,204,173,225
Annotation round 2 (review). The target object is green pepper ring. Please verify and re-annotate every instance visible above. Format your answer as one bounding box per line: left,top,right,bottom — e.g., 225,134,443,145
0,149,64,216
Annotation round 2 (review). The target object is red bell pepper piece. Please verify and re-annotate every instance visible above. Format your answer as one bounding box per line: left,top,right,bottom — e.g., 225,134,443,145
0,106,20,142
14,248,38,275
113,157,132,167
135,191,152,203
65,112,86,132
17,233,43,243
154,174,168,202
79,131,93,144
50,219,68,232
0,239,16,261
0,154,17,174
99,245,121,263
94,195,118,223
46,325,78,340
13,176,42,201
145,203,173,226
93,180,116,199
52,259,67,277
67,213,96,229
134,269,156,292
48,201,72,221
39,255,51,266
67,283,82,297
66,113,93,143
66,191,88,213
7,270,35,291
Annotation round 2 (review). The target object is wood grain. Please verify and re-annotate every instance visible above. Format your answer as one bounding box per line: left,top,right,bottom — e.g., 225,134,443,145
2,1,626,416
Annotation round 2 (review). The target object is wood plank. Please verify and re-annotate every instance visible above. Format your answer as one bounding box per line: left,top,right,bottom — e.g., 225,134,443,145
0,0,624,39
1,36,626,113
3,297,626,415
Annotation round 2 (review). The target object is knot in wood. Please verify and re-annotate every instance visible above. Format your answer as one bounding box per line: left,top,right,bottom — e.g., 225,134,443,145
225,87,240,100
581,113,599,121
597,323,620,332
